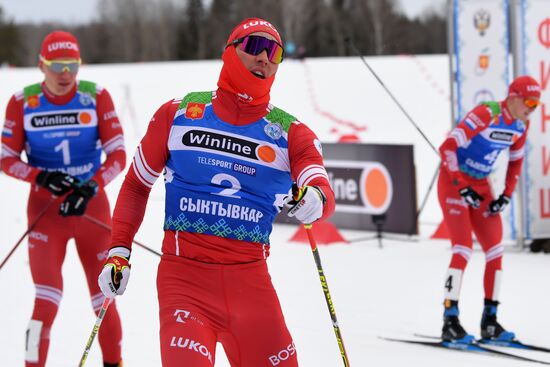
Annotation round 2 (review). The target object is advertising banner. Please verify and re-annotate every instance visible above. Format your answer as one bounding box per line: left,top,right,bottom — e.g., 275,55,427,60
516,0,550,238
450,0,517,241
451,0,510,122
277,143,417,234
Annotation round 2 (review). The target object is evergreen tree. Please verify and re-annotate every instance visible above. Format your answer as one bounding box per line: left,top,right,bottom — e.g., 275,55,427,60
0,6,21,65
178,0,206,59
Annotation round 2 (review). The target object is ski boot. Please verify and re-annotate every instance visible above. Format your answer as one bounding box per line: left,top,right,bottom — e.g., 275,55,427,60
104,361,123,367
480,299,516,341
442,300,475,344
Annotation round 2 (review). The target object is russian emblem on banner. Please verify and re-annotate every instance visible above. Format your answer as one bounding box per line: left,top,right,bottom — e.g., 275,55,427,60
474,9,491,36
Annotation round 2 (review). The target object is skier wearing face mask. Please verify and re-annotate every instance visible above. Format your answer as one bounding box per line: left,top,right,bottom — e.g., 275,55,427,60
98,18,335,366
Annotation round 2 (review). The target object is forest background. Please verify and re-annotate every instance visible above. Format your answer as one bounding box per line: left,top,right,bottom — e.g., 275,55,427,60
0,0,447,66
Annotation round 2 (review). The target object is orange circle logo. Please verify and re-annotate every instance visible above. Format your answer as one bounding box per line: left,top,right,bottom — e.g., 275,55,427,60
79,112,92,124
257,145,276,163
364,168,388,208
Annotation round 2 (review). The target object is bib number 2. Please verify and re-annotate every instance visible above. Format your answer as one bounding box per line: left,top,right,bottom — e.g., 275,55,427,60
211,173,241,198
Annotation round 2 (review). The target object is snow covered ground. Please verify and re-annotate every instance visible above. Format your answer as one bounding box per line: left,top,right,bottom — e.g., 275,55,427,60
2,55,550,366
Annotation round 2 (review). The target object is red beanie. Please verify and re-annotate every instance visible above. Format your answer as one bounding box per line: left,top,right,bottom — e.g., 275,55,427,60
508,75,541,99
40,31,81,61
226,18,282,46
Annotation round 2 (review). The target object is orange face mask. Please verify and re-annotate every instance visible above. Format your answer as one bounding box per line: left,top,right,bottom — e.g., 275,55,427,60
217,46,275,106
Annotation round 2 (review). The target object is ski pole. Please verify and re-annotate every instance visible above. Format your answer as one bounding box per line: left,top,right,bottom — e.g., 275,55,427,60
289,184,350,365
411,165,440,234
347,37,444,233
304,224,351,366
78,297,112,367
83,214,161,257
346,37,439,156
0,198,55,271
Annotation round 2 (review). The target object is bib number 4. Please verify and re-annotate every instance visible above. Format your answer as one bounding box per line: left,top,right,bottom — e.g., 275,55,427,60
484,150,499,165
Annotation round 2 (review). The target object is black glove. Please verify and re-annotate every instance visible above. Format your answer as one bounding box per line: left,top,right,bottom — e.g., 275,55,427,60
459,187,483,209
36,171,78,196
488,194,510,214
59,180,98,216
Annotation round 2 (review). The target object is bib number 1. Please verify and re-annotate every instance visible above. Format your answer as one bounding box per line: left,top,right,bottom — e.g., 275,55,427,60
54,139,71,165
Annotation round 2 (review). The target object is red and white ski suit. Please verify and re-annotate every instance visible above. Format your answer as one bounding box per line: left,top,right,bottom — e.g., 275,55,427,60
438,101,527,301
109,87,335,367
1,82,126,366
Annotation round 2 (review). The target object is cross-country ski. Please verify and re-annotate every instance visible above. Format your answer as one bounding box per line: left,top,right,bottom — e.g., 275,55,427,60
381,336,550,365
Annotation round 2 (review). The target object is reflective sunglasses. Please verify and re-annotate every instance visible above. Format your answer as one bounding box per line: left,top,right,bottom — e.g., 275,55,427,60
229,35,284,64
524,98,541,108
40,56,81,74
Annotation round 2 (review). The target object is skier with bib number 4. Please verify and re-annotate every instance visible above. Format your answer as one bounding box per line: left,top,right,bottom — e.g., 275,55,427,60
437,76,541,343
97,18,335,366
0,31,126,366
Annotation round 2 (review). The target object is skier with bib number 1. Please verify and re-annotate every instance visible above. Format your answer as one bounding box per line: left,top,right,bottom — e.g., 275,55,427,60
0,30,126,366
